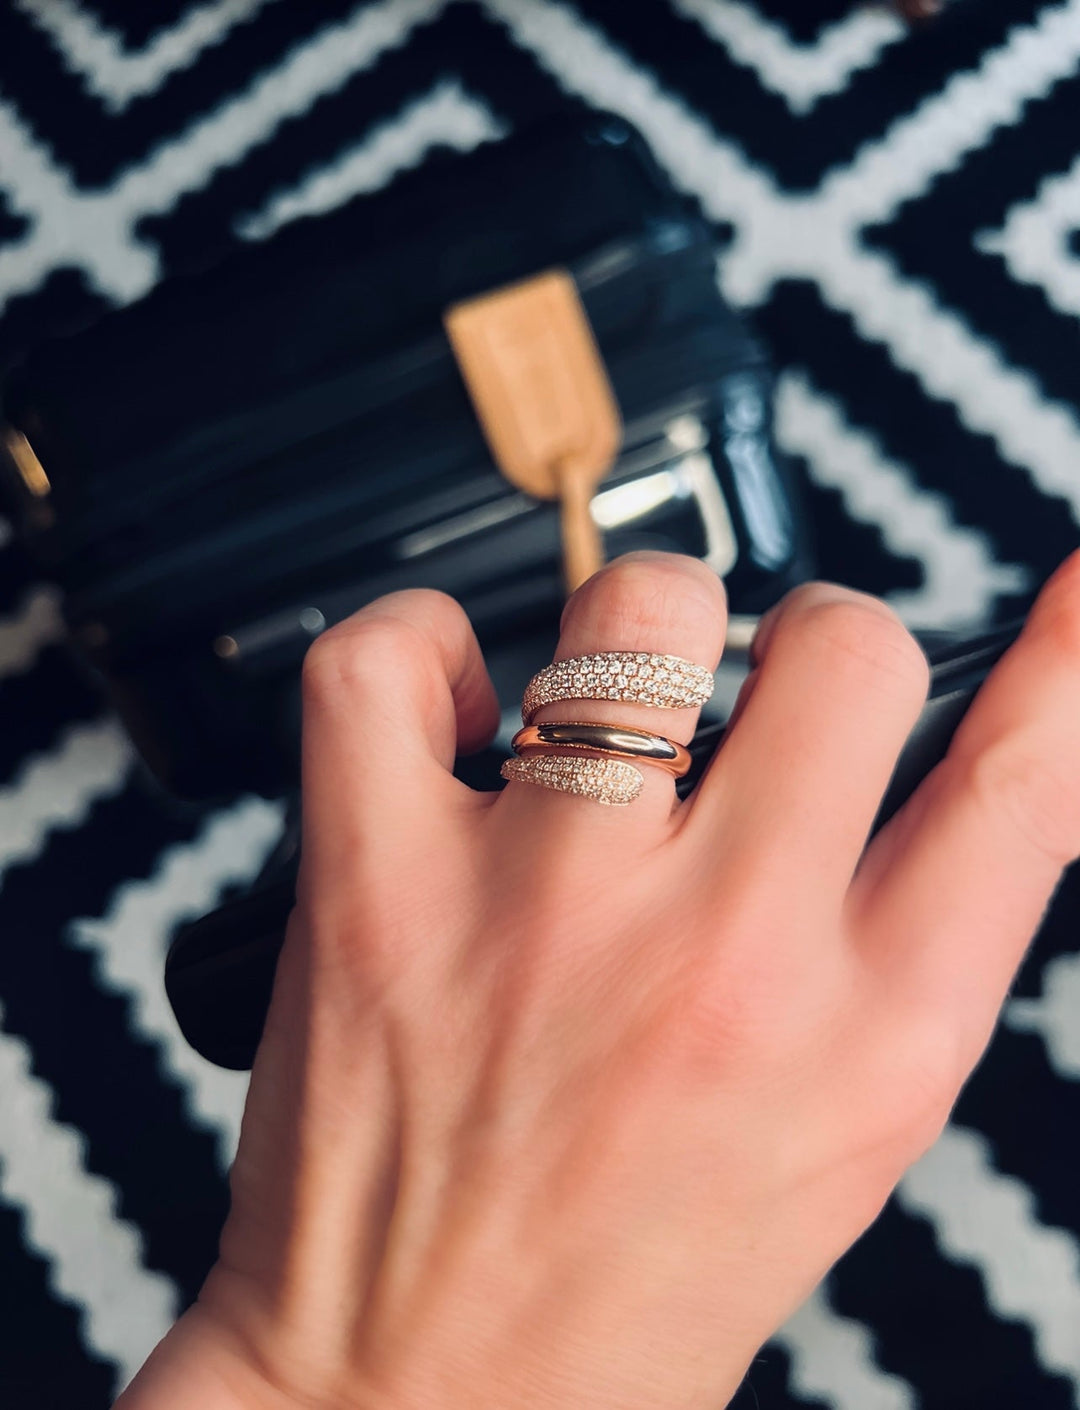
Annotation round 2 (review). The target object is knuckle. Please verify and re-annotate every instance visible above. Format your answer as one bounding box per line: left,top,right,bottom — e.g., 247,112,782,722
854,1080,951,1187
675,985,773,1074
382,587,471,636
300,631,353,703
795,597,928,694
877,1019,960,1161
831,1006,960,1186
668,930,841,1077
566,553,725,647
962,738,1080,868
301,612,426,705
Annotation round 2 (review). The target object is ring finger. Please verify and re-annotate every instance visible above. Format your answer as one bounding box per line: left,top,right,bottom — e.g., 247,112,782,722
686,583,930,896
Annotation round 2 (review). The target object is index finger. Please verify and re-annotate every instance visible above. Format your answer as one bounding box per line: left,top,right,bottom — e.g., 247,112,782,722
851,549,1080,1061
300,590,499,877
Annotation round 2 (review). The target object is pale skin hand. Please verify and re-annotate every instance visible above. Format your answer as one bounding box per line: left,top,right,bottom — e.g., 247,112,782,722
118,549,1080,1410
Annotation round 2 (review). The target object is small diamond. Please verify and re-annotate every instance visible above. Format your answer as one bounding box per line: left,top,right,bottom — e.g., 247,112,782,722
616,675,628,689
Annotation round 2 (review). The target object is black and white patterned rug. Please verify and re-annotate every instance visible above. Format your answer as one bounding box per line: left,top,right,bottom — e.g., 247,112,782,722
1,2,1079,1406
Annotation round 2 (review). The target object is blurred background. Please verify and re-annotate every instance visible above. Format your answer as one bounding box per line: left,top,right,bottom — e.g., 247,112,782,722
0,0,1078,1406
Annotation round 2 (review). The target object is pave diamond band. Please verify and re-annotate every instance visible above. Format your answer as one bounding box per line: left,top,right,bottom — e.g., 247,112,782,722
510,722,692,778
521,652,715,724
500,755,645,806
510,653,713,805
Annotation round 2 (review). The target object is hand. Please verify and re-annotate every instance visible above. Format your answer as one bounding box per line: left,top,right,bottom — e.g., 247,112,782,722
119,550,1080,1410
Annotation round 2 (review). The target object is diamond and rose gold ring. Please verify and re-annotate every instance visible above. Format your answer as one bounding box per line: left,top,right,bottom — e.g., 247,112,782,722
521,651,714,724
502,651,713,806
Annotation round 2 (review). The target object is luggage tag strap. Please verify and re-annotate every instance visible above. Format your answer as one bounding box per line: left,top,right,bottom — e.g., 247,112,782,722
444,269,622,594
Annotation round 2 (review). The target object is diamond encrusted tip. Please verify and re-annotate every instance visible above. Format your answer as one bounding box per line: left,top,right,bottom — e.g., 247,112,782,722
521,651,714,724
500,754,644,806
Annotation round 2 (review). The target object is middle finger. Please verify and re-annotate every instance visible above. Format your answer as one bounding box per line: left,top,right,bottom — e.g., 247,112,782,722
494,552,728,841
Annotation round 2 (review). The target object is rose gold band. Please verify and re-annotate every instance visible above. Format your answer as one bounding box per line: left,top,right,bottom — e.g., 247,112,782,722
510,721,692,778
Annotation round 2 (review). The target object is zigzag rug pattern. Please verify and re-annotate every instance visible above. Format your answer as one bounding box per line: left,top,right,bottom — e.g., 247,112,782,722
0,2,1078,1405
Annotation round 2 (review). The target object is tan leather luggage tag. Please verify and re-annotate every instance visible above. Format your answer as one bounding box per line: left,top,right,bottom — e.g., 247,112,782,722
444,269,622,594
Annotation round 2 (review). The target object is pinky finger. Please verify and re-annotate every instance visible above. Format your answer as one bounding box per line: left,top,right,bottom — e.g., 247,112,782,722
851,549,1080,1061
